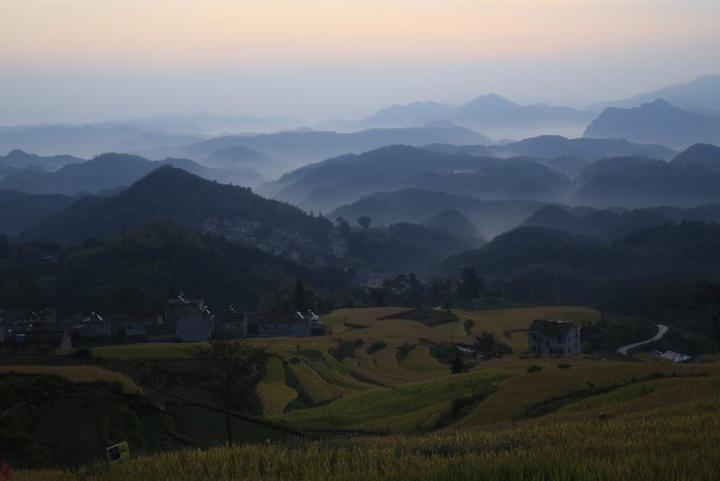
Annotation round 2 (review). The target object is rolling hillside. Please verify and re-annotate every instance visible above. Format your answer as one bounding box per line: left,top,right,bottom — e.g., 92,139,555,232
21,166,331,244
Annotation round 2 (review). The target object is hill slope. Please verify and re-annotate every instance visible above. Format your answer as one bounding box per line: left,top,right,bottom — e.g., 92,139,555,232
22,166,331,245
0,190,76,235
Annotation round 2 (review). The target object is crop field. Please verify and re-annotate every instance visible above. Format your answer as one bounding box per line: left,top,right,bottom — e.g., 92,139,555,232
16,383,720,481
88,306,601,417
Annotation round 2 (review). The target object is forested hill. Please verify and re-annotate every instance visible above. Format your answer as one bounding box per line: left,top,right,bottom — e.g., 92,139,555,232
1,220,349,316
22,166,332,244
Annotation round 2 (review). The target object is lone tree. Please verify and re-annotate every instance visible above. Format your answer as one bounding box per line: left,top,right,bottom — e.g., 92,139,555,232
357,216,372,230
459,266,483,302
189,340,267,445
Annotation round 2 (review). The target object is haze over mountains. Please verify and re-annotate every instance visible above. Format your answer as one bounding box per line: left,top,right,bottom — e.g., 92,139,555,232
2,73,720,250
325,94,594,139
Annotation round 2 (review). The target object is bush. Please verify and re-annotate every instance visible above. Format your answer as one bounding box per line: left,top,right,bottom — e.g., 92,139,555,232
366,340,387,354
527,365,543,373
72,348,94,360
557,363,572,369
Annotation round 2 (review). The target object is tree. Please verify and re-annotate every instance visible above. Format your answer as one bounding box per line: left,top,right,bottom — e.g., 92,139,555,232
188,340,267,445
369,288,385,307
293,279,310,311
357,216,372,230
335,217,351,239
450,357,468,374
689,281,720,352
459,266,483,302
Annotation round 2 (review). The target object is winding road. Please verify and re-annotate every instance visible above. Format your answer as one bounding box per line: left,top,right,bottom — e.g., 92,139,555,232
617,324,669,355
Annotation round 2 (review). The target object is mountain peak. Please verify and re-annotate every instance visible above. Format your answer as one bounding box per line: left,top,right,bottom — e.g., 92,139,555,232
5,149,34,160
465,93,517,108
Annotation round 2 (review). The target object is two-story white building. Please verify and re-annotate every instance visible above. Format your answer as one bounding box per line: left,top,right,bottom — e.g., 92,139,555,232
528,319,581,356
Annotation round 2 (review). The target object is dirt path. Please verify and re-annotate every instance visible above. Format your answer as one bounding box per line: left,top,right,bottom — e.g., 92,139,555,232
617,324,669,355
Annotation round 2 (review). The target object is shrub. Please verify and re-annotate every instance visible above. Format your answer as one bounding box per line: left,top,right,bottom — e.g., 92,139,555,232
366,340,387,354
527,365,543,373
72,348,94,360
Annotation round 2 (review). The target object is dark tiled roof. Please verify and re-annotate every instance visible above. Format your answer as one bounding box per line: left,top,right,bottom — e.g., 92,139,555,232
529,319,577,337
245,312,306,325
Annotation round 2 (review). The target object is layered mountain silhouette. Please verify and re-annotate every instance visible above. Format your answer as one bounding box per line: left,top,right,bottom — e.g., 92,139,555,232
0,125,201,158
262,145,571,212
424,136,675,176
329,94,593,138
584,99,720,149
329,189,546,239
423,209,481,240
0,149,83,172
0,153,263,195
571,145,720,208
141,124,490,177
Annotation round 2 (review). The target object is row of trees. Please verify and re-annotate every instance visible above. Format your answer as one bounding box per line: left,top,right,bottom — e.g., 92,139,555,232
368,266,484,308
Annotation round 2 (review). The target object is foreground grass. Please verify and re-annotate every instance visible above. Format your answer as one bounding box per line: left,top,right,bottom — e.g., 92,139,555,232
17,395,720,481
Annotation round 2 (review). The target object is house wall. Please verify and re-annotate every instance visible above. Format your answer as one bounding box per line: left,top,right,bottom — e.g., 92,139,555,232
256,320,311,338
528,329,581,356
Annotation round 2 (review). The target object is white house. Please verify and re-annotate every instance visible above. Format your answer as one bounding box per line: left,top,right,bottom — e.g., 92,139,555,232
528,320,581,356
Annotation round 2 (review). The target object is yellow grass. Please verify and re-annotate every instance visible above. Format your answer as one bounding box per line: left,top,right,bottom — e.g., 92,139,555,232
255,356,297,416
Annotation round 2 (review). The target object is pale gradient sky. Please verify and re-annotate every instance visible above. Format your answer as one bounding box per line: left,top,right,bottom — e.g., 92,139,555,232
1,0,719,125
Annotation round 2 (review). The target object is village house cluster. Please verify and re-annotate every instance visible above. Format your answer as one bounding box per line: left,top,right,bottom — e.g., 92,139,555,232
1,294,328,351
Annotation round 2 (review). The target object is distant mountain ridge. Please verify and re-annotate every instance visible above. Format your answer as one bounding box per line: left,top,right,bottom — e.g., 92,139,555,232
0,125,202,158
584,99,720,149
139,124,490,178
263,145,571,212
0,152,264,195
328,94,593,138
591,74,720,114
329,189,548,239
0,149,83,172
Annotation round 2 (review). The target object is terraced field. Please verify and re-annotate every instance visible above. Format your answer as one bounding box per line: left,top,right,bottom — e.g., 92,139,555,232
13,305,720,480
89,305,603,421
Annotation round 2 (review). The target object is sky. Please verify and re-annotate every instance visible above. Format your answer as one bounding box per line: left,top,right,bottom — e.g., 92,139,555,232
1,0,719,125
